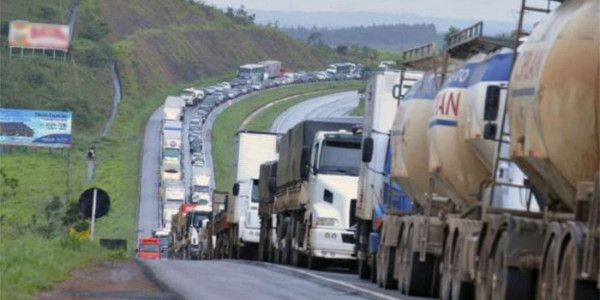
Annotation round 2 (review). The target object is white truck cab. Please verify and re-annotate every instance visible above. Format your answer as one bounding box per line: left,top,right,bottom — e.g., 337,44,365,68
306,130,362,260
180,88,204,106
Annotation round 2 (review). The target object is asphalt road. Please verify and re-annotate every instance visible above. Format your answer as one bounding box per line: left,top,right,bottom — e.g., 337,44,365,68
271,90,359,133
137,106,163,241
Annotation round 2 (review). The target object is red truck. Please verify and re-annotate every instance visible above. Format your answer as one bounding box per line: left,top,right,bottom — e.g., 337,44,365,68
137,237,161,260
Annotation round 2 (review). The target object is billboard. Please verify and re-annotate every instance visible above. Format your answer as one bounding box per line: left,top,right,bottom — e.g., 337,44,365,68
8,21,70,51
0,108,72,148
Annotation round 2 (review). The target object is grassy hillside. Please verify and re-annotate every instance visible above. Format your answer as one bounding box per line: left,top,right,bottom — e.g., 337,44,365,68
100,0,348,96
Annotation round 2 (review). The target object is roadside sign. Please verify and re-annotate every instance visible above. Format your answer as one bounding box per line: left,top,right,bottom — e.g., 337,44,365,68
78,187,110,219
0,108,72,148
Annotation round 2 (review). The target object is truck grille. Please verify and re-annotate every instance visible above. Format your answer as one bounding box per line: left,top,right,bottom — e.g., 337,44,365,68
342,233,355,244
349,199,357,227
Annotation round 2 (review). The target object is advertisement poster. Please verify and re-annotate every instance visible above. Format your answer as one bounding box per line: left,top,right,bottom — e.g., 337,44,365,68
0,108,72,148
8,21,70,51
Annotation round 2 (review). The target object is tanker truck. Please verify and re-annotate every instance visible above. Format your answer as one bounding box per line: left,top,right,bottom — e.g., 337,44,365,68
496,1,599,299
376,22,532,298
271,118,362,269
354,69,423,280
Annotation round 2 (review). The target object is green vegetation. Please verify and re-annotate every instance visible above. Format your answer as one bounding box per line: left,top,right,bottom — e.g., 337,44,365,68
0,236,124,298
212,81,362,191
350,99,365,116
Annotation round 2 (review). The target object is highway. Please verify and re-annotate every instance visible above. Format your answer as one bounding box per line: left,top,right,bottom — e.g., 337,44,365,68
271,90,359,133
137,88,432,300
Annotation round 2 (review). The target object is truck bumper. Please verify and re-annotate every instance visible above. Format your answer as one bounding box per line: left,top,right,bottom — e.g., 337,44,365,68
240,226,260,244
309,228,355,260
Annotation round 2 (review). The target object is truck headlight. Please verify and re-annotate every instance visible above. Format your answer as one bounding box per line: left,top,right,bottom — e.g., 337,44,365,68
315,218,339,227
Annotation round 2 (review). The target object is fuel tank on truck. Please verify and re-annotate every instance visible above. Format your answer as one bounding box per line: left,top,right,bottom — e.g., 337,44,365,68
428,49,514,208
390,73,442,207
508,0,599,210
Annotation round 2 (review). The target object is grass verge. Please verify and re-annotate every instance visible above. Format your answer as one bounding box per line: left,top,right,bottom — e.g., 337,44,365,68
212,81,362,191
0,236,124,299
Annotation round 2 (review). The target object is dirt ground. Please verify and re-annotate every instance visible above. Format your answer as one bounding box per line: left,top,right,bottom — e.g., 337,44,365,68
39,260,177,300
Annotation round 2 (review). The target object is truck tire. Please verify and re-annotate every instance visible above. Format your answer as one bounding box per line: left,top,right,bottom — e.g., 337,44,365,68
308,254,325,270
378,245,397,289
357,220,371,279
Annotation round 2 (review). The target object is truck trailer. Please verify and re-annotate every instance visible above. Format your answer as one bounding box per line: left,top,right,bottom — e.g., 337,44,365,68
163,96,185,121
354,69,423,280
213,131,279,259
258,60,282,79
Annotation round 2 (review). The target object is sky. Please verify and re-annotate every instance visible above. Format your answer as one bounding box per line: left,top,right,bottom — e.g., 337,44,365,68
204,0,557,24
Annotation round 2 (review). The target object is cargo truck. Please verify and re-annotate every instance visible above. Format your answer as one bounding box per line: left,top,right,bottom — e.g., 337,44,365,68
213,131,279,259
211,191,229,259
161,180,185,229
163,96,185,121
353,69,423,280
170,203,198,259
269,118,363,269
257,161,279,262
137,237,161,260
258,60,282,79
191,166,212,206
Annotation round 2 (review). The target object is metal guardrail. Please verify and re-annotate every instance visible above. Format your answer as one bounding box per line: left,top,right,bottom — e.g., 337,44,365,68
445,21,484,51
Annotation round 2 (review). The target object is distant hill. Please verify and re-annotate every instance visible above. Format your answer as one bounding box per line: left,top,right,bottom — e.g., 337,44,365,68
281,24,440,51
251,10,522,36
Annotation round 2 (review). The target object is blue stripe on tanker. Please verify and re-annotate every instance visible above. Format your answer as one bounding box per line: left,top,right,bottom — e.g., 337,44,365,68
429,119,458,128
443,52,513,89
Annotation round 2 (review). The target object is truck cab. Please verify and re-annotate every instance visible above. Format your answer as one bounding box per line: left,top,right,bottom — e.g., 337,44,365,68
192,173,212,206
187,206,212,259
233,178,261,244
137,237,161,260
306,130,362,260
180,88,204,106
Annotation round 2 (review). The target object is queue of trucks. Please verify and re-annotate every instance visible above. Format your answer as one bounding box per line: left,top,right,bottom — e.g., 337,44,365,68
205,1,599,299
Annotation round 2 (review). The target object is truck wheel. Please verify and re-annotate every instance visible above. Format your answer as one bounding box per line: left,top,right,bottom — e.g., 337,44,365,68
556,239,598,300
357,221,371,279
488,233,534,300
308,254,325,270
379,245,397,289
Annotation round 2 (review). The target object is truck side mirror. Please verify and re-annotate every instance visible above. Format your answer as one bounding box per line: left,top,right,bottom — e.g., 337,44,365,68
484,85,501,121
300,146,311,179
268,177,277,197
362,137,374,163
232,183,240,196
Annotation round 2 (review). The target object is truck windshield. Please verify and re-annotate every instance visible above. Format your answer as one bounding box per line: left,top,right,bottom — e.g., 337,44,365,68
159,237,169,246
166,199,183,205
194,186,210,193
181,91,195,97
192,213,210,228
251,179,260,203
319,140,361,176
164,149,180,157
139,244,160,252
